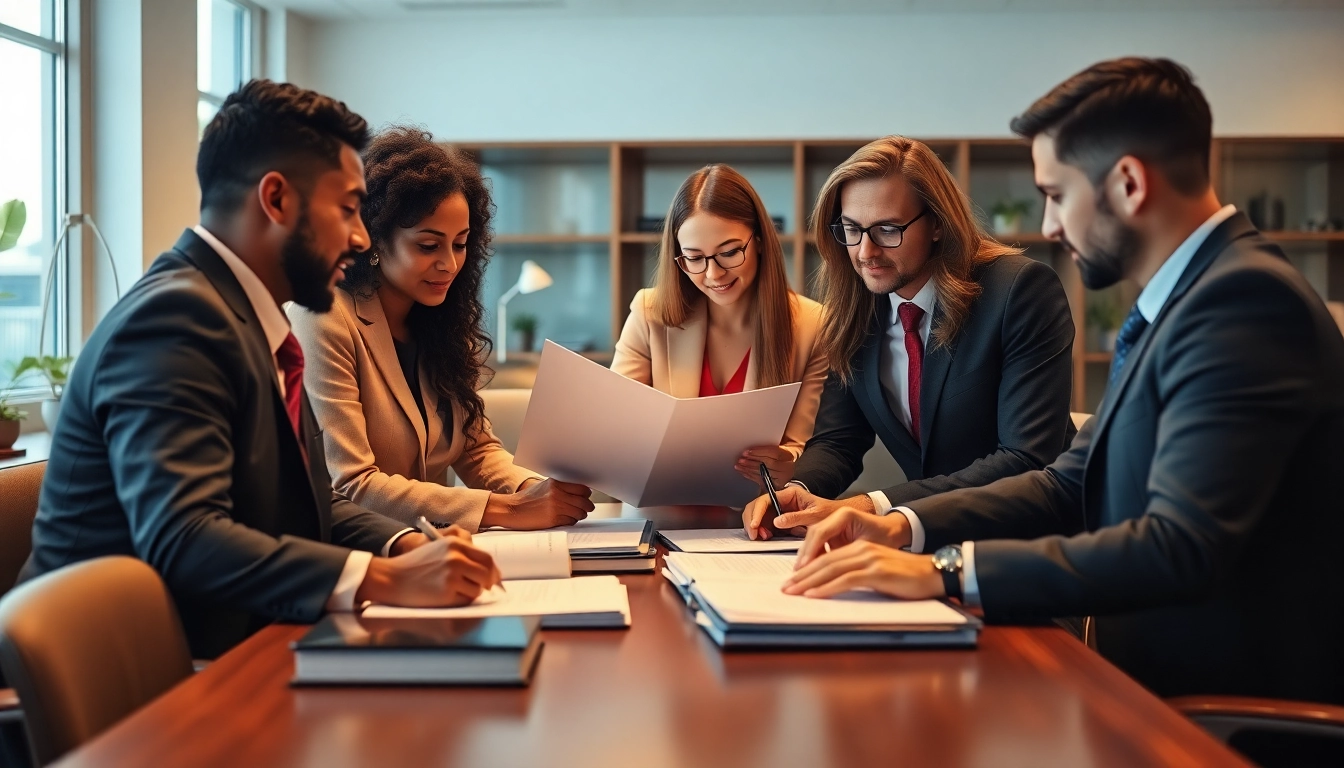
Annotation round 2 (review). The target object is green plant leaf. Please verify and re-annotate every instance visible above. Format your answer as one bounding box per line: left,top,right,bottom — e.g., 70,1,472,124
0,199,27,253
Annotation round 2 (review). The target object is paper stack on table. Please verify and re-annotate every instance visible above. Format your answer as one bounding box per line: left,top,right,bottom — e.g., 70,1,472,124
659,528,803,553
363,575,630,629
475,517,656,574
662,552,980,648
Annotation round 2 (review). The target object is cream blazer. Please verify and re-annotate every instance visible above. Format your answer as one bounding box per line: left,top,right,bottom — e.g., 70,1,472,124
288,291,537,532
611,289,829,459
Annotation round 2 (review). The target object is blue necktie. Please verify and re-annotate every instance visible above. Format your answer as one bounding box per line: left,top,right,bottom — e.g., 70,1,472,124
1108,304,1149,389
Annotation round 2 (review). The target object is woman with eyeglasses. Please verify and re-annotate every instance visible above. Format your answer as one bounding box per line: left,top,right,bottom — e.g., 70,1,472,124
611,164,828,491
289,127,593,532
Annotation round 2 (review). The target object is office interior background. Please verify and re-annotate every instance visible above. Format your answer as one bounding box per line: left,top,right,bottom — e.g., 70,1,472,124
2,0,1343,424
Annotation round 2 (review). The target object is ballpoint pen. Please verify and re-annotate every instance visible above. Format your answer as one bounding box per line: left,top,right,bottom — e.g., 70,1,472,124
759,462,784,522
415,516,506,592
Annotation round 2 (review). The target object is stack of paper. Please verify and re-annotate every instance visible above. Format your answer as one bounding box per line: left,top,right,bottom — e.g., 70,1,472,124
363,575,631,629
659,528,802,554
663,552,980,648
475,517,657,574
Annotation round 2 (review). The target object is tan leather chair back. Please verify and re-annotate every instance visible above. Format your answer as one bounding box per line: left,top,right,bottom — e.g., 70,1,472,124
0,556,194,766
0,461,44,596
479,388,532,453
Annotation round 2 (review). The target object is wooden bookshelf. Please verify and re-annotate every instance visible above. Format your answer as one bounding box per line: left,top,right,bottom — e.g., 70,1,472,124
452,137,1344,411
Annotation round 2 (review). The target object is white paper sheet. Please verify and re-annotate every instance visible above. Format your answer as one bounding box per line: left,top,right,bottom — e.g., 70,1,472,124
564,518,648,553
472,530,571,580
513,341,801,507
363,575,629,626
659,528,803,553
664,552,796,585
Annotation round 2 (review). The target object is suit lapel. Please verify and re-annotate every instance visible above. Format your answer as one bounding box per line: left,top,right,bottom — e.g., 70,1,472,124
917,303,955,451
174,229,326,528
862,299,922,474
353,296,430,457
667,298,708,398
420,367,444,471
1087,213,1260,471
300,395,333,542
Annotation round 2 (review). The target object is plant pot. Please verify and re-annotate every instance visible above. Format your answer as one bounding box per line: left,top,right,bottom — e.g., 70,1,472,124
1099,330,1119,353
0,419,18,450
517,330,536,354
41,398,61,432
992,213,1022,235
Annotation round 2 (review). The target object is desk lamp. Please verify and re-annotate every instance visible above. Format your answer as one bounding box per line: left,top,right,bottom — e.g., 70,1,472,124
496,259,553,363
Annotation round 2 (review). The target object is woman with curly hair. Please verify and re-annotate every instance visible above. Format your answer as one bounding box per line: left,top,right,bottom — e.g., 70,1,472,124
289,126,592,531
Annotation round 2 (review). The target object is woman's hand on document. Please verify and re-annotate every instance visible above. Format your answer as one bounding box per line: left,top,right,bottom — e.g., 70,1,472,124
481,478,595,530
780,509,939,600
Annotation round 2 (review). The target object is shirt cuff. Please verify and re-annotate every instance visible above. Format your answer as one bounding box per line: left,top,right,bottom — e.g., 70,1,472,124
785,480,809,493
325,550,373,612
893,505,926,554
961,540,981,609
383,528,417,557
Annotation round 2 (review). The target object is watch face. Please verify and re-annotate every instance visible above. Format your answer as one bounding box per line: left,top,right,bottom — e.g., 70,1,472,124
933,545,963,571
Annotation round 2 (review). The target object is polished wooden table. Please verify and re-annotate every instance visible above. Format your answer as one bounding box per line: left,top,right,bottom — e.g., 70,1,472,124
56,509,1248,768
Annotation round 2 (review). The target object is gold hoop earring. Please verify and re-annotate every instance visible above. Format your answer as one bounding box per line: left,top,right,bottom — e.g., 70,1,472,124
369,252,380,266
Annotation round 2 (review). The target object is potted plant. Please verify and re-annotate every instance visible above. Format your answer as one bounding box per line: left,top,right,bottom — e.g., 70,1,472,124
1086,295,1125,352
512,313,539,354
13,355,73,430
0,383,25,453
990,199,1034,235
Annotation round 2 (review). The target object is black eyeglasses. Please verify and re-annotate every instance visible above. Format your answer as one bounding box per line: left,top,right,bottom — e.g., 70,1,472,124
675,235,753,275
829,209,928,249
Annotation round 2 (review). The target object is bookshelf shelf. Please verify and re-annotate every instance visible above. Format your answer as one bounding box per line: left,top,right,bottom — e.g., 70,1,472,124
450,137,1343,409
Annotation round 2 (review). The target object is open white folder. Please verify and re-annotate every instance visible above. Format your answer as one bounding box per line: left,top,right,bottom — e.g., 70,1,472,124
514,341,802,507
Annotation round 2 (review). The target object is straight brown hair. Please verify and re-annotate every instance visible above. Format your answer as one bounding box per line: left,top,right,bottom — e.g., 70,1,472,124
811,136,1021,381
648,164,797,388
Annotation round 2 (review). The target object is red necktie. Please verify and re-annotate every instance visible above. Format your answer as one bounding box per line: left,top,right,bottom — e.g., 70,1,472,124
897,302,925,442
275,332,307,461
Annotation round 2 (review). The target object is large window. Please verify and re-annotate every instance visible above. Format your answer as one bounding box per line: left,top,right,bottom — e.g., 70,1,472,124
0,1,63,394
198,0,252,134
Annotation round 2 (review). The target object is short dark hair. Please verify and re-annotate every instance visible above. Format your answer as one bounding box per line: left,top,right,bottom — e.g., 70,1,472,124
1010,57,1212,196
197,79,370,213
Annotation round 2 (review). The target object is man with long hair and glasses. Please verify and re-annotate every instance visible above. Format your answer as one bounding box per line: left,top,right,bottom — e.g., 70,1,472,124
784,59,1344,714
20,81,501,658
744,136,1075,541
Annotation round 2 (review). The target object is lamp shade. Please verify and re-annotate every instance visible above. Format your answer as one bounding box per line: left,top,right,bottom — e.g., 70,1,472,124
516,260,553,294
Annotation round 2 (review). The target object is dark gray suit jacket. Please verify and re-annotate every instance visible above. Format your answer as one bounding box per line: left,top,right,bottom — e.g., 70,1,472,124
20,230,406,659
909,214,1344,703
794,253,1076,503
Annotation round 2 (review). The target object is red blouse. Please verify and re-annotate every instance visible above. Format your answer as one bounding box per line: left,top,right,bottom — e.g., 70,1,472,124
699,349,751,397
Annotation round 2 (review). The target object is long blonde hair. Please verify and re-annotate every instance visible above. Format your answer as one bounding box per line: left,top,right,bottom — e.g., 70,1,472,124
812,136,1020,381
648,164,796,388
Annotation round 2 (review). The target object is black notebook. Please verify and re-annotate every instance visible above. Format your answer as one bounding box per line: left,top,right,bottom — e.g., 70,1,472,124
291,613,543,686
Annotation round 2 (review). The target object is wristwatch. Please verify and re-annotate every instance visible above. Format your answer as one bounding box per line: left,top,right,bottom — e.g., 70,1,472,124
931,544,963,600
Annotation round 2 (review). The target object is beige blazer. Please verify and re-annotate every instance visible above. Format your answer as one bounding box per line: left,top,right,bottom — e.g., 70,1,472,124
288,291,537,531
611,288,829,458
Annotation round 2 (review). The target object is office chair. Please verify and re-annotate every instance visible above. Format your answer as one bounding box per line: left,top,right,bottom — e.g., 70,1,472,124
0,460,45,729
0,556,194,766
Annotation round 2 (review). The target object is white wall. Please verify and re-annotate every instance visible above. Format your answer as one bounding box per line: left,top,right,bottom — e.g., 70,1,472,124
302,9,1344,141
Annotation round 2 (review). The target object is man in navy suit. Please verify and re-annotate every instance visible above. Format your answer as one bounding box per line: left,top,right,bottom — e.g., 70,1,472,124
785,58,1344,705
21,81,499,658
743,135,1076,539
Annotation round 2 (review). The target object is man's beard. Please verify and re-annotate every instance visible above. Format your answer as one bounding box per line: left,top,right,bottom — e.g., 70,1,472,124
1066,194,1142,290
282,209,352,312
857,257,917,295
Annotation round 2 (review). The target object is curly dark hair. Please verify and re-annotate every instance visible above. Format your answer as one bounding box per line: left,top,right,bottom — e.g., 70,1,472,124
339,127,495,442
198,79,369,213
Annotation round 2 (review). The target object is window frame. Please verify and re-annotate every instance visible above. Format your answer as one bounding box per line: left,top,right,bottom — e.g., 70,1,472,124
0,1,70,403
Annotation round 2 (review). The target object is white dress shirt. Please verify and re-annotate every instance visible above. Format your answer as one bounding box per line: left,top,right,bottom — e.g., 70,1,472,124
883,205,1239,606
194,225,411,611
864,280,937,522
